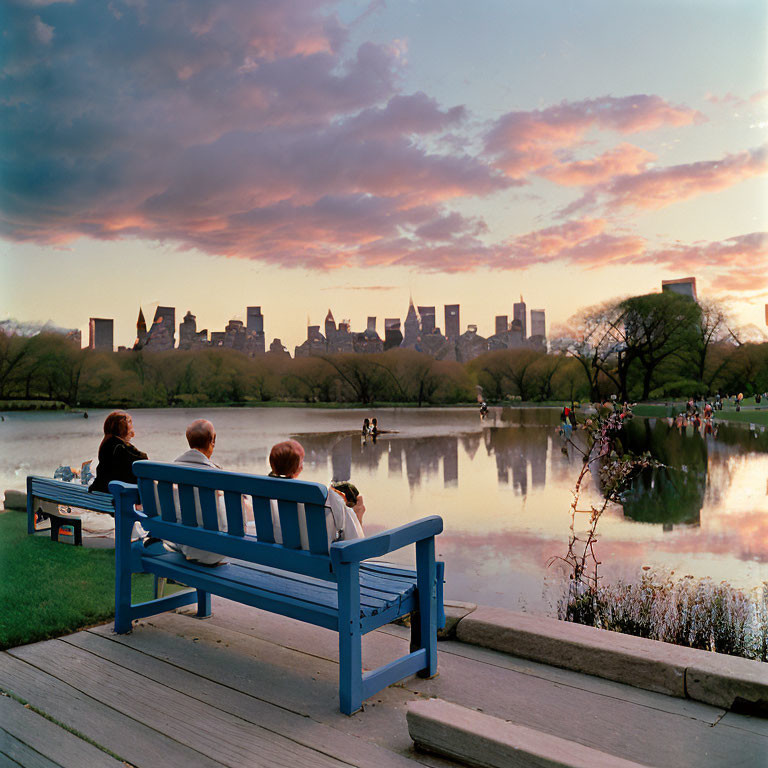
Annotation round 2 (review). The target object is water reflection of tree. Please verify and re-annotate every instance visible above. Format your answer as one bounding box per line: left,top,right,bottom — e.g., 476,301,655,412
622,418,707,525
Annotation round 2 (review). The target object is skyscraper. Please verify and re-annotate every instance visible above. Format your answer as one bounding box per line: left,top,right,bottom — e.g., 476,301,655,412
444,304,460,340
418,306,436,335
384,318,402,350
136,308,148,348
661,277,697,301
147,306,176,349
324,309,336,341
513,297,527,339
88,318,113,351
495,315,508,335
246,306,264,334
402,299,420,347
530,309,546,338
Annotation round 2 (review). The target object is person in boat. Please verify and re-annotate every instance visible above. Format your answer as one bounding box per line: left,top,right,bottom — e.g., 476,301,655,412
362,418,371,437
370,417,379,437
89,411,148,493
268,440,364,544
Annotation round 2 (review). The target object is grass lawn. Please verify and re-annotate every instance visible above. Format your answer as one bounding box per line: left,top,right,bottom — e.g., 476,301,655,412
0,511,159,650
633,403,768,426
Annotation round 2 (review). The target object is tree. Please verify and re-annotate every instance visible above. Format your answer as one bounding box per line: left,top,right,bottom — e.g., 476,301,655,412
619,293,701,400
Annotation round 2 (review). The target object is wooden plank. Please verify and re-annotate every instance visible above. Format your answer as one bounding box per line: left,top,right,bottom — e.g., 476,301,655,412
156,481,177,523
197,487,219,531
9,641,351,768
304,502,329,555
223,492,244,537
177,484,199,527
0,694,122,768
86,616,429,759
67,630,427,768
251,496,275,542
276,500,301,549
1,732,61,768
0,652,222,768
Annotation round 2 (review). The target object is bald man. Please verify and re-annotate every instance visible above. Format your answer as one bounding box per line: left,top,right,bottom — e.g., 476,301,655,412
167,419,228,565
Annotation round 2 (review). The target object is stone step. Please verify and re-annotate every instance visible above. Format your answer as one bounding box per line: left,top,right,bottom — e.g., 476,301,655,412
407,698,653,768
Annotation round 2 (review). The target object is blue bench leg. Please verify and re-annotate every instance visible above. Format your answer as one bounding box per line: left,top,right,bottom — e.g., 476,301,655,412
196,590,211,618
337,562,362,715
415,536,438,679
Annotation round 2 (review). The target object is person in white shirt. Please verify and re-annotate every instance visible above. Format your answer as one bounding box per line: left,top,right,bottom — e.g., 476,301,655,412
268,439,365,545
164,419,235,566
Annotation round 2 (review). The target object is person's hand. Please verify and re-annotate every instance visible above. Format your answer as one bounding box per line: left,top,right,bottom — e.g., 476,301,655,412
352,494,365,524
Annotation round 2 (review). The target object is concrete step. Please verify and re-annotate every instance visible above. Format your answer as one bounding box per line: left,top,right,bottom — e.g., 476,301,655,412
407,698,653,768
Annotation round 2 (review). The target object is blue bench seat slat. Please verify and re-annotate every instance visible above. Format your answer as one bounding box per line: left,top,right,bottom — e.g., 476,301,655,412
27,477,114,513
143,552,413,617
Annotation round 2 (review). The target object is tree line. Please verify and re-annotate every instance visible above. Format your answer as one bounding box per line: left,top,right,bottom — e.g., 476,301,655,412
1,292,767,408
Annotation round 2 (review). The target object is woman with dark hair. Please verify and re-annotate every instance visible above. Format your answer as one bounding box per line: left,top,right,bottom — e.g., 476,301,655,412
89,411,148,493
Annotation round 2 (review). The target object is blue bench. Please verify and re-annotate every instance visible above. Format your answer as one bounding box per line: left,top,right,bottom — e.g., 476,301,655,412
110,460,445,715
27,476,115,545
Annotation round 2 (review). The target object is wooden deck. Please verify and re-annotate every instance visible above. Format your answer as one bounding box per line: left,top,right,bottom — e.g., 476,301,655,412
1,597,767,768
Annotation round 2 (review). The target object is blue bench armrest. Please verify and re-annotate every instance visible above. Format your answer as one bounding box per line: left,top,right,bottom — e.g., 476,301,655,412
108,481,143,526
330,515,443,566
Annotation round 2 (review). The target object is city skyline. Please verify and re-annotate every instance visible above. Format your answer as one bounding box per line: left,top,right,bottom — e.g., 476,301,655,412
1,2,766,350
80,295,548,355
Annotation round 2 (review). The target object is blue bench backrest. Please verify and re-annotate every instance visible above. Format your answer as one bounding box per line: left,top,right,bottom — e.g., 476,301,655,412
132,460,338,581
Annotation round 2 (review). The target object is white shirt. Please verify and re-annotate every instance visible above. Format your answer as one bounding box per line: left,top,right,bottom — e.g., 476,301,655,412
269,484,364,550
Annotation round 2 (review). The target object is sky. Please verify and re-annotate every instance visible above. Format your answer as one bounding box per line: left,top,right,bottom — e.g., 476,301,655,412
1,0,767,350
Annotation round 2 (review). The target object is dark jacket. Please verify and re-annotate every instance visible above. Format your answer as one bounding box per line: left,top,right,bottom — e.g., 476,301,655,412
89,436,148,493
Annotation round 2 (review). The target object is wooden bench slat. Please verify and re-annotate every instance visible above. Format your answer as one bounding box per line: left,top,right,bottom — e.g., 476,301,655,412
251,495,275,543
138,478,158,517
277,499,302,549
28,476,114,513
224,491,245,537
156,480,177,523
305,502,330,555
197,486,220,531
177,483,198,527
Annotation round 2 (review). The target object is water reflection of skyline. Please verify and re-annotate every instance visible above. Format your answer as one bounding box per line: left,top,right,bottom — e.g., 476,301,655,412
299,426,551,495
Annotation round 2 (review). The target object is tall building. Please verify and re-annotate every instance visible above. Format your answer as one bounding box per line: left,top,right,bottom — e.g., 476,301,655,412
135,308,148,348
495,315,508,335
246,306,264,334
147,306,176,350
366,317,377,334
384,318,402,351
324,309,336,341
418,306,436,335
88,318,113,351
402,299,420,348
661,277,697,301
530,309,546,338
444,304,460,340
513,297,527,339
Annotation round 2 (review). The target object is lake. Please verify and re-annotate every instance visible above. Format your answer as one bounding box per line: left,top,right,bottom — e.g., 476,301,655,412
2,406,767,615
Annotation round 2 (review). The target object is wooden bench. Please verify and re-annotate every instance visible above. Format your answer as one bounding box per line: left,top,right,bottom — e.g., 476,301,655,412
110,460,445,715
26,476,115,546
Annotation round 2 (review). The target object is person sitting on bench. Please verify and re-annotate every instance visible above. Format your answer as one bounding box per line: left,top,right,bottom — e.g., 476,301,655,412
89,411,148,494
163,419,240,566
268,439,365,546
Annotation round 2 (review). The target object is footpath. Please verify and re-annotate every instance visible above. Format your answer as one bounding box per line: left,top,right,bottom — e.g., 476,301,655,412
1,598,767,768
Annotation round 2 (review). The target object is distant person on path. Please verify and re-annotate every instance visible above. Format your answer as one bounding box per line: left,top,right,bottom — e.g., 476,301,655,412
479,401,488,419
90,411,148,493
269,439,364,545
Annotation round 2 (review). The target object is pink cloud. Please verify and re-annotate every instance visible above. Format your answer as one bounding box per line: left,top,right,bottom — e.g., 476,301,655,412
485,95,702,180
560,145,768,216
540,143,656,186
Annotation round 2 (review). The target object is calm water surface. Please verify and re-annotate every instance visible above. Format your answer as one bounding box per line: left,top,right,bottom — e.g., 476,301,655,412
2,407,767,615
